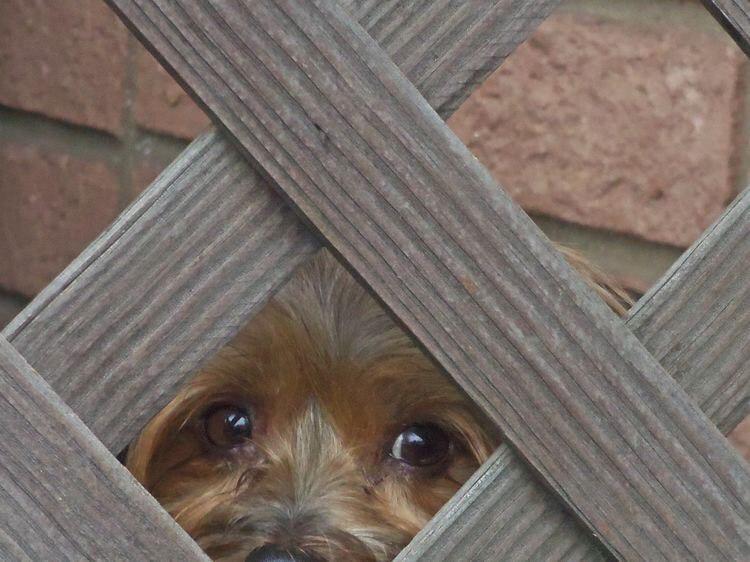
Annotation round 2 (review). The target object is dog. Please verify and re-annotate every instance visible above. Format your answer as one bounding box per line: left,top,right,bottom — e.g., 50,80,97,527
126,247,628,561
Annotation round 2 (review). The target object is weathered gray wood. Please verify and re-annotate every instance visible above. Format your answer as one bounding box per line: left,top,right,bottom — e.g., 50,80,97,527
6,0,557,455
399,447,606,561
399,188,750,561
629,186,750,433
702,0,750,57
104,1,750,559
4,133,320,454
0,336,207,560
338,0,560,117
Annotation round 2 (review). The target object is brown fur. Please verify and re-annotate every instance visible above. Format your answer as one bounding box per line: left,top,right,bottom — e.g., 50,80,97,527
127,248,628,561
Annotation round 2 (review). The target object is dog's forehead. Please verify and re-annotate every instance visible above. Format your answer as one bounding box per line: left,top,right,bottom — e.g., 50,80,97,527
221,322,462,433
199,250,472,441
203,324,463,446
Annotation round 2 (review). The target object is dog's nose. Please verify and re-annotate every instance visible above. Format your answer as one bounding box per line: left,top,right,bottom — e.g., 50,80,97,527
245,545,316,562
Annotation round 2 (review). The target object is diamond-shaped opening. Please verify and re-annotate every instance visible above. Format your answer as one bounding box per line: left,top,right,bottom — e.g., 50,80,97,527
449,0,745,295
116,245,627,560
121,248,500,559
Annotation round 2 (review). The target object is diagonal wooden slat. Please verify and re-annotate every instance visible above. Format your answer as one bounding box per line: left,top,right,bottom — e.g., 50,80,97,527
104,0,750,559
5,0,559,455
0,336,207,560
702,0,750,57
628,185,750,433
399,187,750,560
401,446,605,561
4,133,320,454
339,0,558,118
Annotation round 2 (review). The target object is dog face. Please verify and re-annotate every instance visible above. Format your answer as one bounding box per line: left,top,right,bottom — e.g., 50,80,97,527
127,251,496,561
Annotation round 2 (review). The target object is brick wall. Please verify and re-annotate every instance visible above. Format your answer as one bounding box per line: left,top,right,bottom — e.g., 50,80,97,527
1,0,749,457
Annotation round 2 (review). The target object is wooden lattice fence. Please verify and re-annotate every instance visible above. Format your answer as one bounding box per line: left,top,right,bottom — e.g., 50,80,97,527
1,0,749,560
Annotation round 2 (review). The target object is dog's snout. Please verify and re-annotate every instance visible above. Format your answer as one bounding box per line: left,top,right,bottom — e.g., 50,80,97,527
245,545,317,562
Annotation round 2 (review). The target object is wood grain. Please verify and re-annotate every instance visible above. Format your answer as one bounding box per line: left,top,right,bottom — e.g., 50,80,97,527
338,0,561,117
4,133,320,454
5,0,557,455
629,186,750,433
105,1,750,559
400,446,607,561
702,0,750,57
0,336,207,560
399,189,750,561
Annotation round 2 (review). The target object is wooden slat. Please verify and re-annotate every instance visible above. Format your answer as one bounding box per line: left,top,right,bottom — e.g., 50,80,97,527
4,133,319,454
0,336,206,560
400,447,606,561
399,188,750,561
628,186,750,433
4,0,558,454
338,0,560,118
702,0,750,57
106,1,750,559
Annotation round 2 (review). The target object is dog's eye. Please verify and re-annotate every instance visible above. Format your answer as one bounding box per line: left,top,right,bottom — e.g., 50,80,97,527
204,405,252,448
390,423,450,466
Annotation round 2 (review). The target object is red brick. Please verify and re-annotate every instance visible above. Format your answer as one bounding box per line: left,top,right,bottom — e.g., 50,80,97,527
0,141,121,296
449,14,742,248
0,0,129,134
134,45,210,139
729,416,750,462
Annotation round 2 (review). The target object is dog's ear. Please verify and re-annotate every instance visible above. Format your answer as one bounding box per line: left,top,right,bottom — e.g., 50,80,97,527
556,244,632,316
457,419,496,466
439,404,498,467
126,407,169,489
126,397,193,490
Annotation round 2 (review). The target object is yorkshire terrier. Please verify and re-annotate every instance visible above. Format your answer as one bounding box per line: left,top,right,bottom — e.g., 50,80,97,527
126,247,628,561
